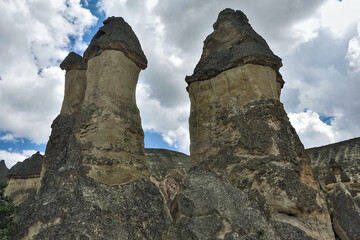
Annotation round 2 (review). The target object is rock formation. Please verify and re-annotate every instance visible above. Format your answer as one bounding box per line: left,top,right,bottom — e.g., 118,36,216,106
307,138,360,240
0,160,9,184
13,17,172,240
307,137,360,186
11,8,360,240
171,8,334,239
4,152,43,205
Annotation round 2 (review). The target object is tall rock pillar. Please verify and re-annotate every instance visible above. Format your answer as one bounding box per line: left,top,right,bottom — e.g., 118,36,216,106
15,17,172,240
170,9,334,239
59,52,87,115
40,52,87,175
80,16,148,185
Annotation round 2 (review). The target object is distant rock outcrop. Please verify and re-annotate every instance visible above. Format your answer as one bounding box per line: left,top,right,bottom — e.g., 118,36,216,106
172,8,334,239
5,152,43,205
0,160,9,183
307,137,360,185
307,138,360,240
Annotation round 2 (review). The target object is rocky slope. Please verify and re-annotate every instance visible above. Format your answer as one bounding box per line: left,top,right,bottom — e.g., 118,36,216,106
307,137,360,184
307,138,360,240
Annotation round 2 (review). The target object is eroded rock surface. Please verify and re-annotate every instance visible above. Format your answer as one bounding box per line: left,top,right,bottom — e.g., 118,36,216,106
307,138,360,240
5,152,43,205
173,8,334,240
326,184,360,240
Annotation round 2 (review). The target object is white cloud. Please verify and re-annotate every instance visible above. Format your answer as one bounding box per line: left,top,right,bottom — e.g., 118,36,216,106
0,149,41,169
347,23,360,72
0,133,17,143
288,110,339,148
137,83,190,153
0,0,97,144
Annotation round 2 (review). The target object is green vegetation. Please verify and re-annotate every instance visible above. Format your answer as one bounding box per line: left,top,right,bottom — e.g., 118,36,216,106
0,182,17,240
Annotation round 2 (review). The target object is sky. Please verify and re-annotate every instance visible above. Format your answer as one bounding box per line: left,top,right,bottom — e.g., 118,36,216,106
1,0,360,168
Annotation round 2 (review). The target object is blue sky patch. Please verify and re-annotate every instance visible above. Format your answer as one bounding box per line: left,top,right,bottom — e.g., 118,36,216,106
80,0,106,47
144,131,177,151
0,131,46,153
319,115,335,126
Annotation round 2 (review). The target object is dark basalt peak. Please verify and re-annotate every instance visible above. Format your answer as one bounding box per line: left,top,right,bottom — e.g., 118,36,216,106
0,159,9,183
83,16,147,69
185,8,283,86
8,152,44,179
60,52,86,71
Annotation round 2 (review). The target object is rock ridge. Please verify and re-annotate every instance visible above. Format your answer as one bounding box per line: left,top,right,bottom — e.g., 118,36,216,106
7,152,43,179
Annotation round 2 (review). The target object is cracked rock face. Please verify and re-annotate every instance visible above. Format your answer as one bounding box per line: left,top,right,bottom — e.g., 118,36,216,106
177,8,334,240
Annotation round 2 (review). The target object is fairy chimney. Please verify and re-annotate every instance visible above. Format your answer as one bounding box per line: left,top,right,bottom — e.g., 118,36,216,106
172,8,334,239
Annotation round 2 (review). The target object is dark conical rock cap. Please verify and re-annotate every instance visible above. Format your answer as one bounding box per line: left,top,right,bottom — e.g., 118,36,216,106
8,152,44,179
83,16,147,69
186,8,283,86
60,52,86,71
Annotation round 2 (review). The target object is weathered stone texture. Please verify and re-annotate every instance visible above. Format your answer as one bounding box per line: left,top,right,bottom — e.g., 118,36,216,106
189,64,280,163
80,49,148,185
146,148,190,207
326,184,360,240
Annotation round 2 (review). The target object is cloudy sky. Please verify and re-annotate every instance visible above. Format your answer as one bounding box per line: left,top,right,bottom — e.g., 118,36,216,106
1,0,359,168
